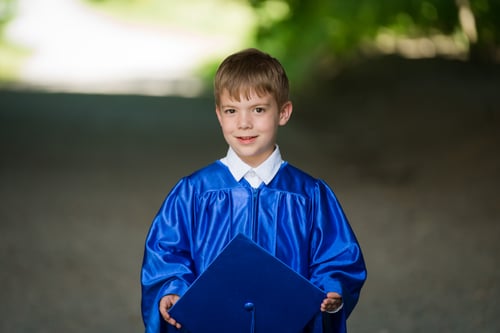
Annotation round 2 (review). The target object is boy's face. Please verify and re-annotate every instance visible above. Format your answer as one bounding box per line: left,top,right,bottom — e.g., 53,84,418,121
216,89,292,167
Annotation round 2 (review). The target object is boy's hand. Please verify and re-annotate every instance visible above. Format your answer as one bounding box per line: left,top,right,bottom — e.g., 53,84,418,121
159,294,181,329
321,292,343,313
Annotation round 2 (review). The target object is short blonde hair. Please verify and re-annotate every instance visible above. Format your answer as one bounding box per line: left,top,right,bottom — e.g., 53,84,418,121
214,48,289,108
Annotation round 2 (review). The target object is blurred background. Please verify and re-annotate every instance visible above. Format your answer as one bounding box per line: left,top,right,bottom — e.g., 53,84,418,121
1,0,499,332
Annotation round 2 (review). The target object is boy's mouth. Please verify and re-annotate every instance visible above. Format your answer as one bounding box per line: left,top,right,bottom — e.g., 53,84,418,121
237,136,257,144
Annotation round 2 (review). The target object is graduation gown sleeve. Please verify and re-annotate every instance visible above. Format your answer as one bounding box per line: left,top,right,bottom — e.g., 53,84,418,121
307,180,366,332
141,178,197,333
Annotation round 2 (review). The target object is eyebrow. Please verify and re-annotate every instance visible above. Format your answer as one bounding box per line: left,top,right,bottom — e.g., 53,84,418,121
220,102,272,109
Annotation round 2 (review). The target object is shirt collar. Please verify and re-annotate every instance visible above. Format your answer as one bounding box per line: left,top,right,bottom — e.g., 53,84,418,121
220,146,283,185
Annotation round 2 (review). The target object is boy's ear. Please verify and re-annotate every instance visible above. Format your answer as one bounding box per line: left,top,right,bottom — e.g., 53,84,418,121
279,101,293,126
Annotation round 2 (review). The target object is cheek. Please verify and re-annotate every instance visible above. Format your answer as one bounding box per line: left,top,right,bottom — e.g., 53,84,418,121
260,117,279,131
219,119,234,133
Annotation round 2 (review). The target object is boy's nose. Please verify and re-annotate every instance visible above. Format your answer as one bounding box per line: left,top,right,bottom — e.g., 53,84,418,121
237,112,252,129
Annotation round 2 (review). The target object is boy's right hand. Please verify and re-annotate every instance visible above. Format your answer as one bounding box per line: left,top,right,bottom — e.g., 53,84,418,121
159,294,181,329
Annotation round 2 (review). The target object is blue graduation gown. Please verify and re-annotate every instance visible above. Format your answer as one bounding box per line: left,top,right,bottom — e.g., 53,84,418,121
141,161,366,333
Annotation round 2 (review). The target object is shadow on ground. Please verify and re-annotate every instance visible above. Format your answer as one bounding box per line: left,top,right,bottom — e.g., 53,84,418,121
1,56,499,333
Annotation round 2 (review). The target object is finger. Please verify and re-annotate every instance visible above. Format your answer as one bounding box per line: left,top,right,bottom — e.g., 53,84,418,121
320,297,342,312
167,317,182,329
160,309,182,329
160,301,183,328
326,292,342,300
159,307,170,321
159,301,171,320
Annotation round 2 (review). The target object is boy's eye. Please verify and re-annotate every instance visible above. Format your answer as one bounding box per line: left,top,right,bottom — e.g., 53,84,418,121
224,108,236,114
254,107,265,113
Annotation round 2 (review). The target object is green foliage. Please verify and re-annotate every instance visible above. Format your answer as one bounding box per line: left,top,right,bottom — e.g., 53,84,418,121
248,0,499,86
0,0,30,82
472,0,500,46
0,0,17,28
0,38,31,82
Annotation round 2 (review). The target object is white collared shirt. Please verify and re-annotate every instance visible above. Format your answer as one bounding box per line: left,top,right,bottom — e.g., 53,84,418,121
220,146,283,188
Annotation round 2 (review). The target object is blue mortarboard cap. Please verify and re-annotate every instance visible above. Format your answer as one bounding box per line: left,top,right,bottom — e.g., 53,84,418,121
168,233,325,333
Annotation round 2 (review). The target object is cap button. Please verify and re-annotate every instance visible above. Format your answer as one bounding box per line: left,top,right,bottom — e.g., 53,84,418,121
243,302,255,311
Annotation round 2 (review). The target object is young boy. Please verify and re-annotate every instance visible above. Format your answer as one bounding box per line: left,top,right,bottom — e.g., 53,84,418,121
141,48,366,333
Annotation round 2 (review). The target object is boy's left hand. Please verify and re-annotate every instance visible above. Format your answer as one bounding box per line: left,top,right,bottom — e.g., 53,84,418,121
321,292,343,313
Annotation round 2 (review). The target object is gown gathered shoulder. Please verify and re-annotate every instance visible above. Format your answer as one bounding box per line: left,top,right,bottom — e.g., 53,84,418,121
141,160,366,333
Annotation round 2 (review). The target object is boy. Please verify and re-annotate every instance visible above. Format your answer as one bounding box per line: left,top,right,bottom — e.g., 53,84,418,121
141,48,366,333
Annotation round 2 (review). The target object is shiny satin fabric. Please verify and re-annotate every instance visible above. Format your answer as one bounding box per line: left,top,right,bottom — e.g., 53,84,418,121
141,161,366,333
